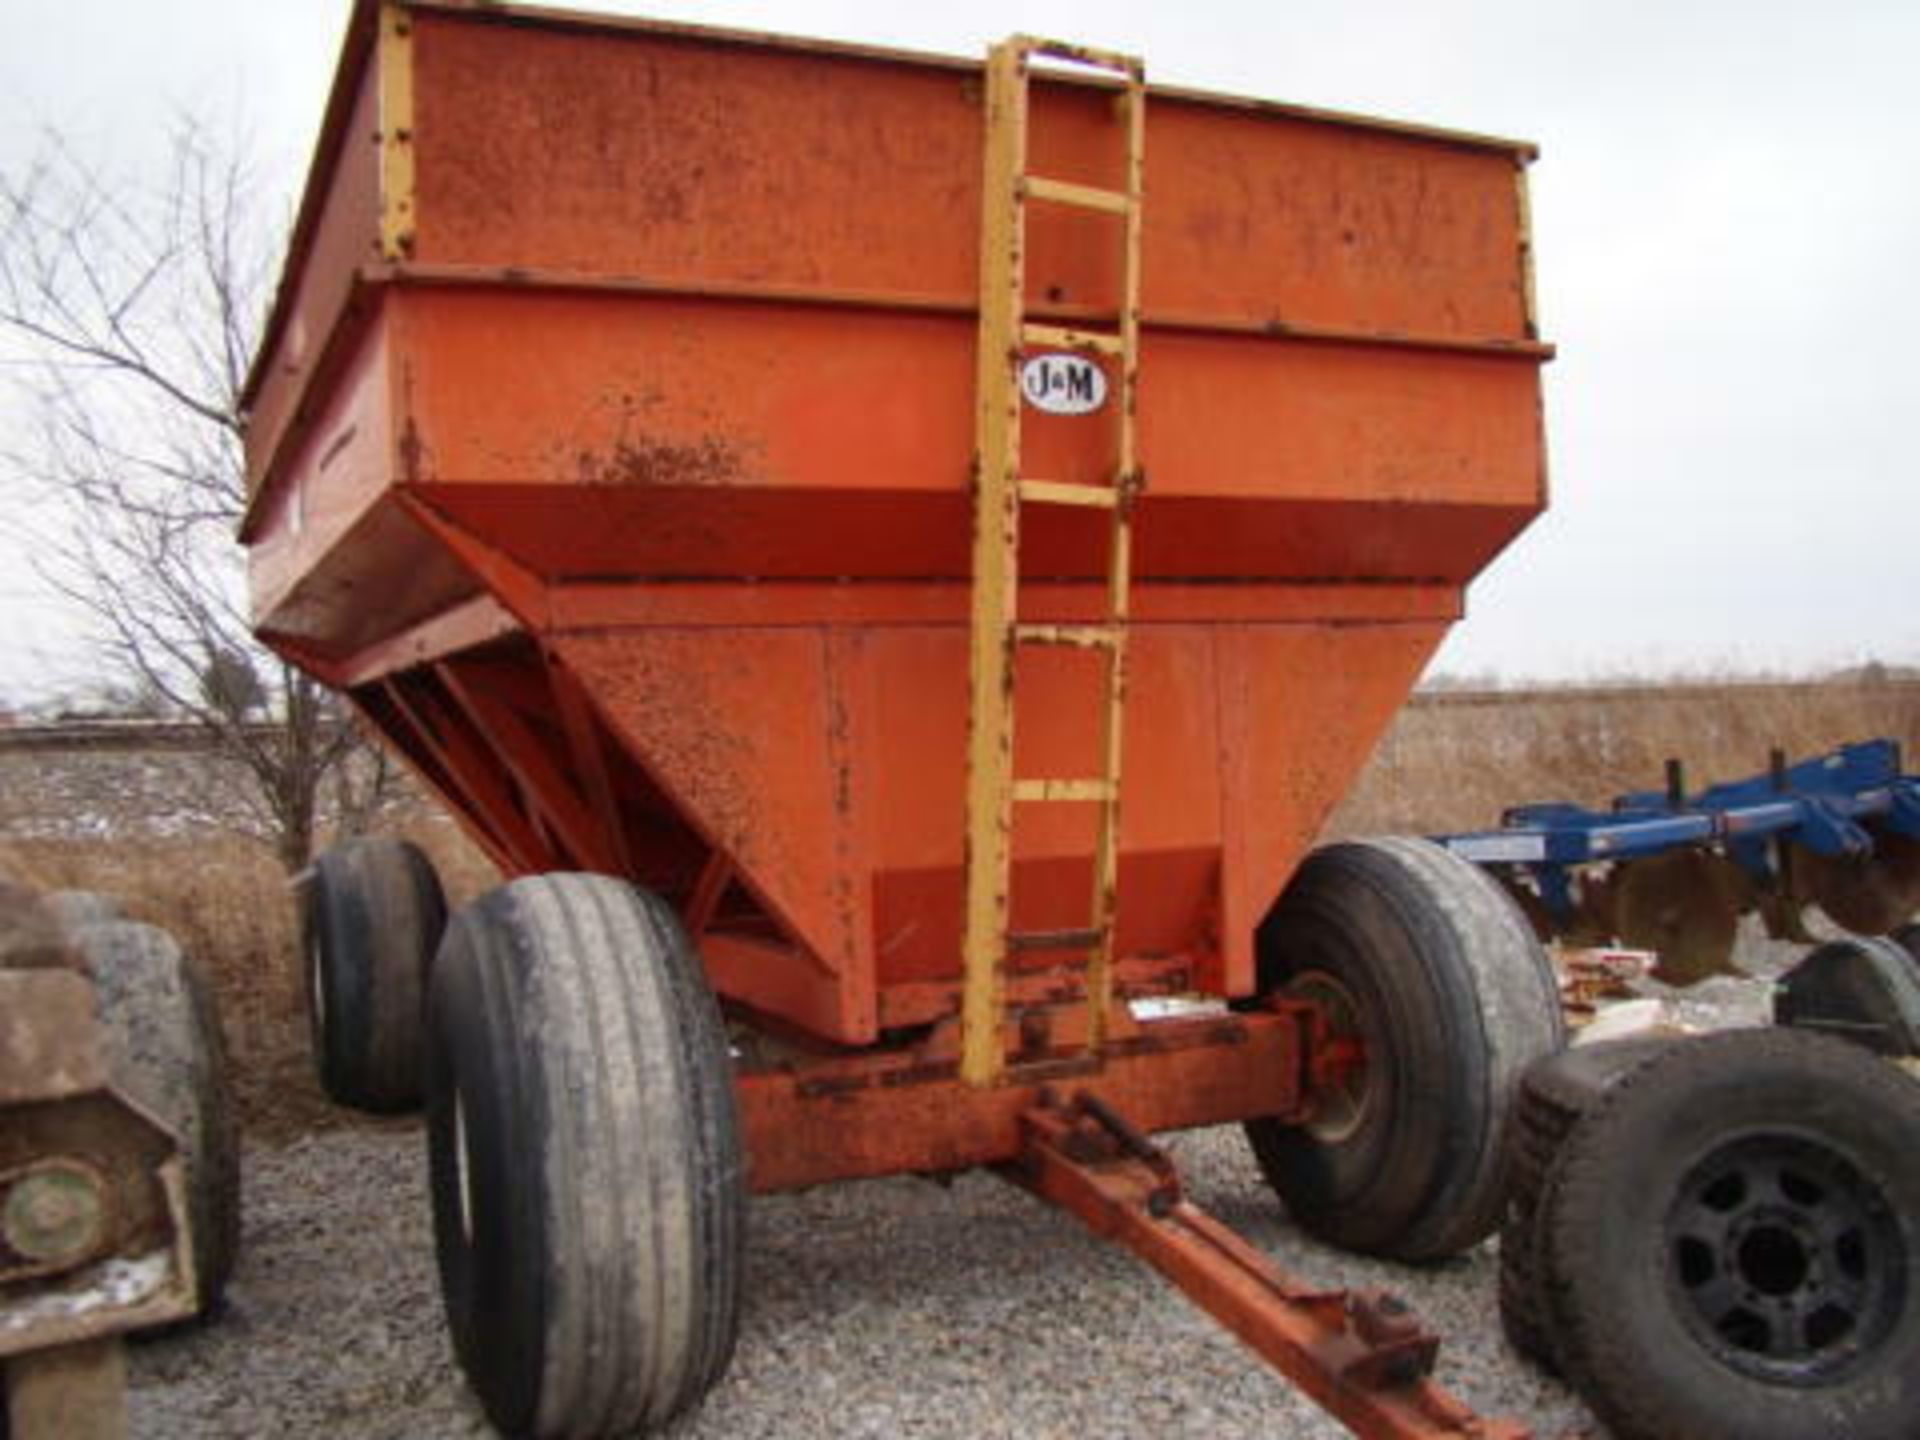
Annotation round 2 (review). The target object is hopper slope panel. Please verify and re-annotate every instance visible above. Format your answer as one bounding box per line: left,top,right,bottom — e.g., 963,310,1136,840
1214,620,1449,992
552,626,874,1033
552,615,1440,1043
407,7,1532,341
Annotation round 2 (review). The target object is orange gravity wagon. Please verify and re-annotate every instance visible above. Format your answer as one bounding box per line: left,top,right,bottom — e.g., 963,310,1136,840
248,4,1563,1437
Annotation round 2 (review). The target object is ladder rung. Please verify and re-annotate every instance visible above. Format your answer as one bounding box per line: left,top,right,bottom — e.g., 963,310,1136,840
1012,778,1116,803
1019,479,1118,509
1023,322,1125,358
1008,926,1106,953
1023,175,1132,214
1013,623,1119,650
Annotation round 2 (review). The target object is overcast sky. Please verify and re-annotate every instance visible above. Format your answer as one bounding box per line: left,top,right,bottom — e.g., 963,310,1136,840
2,0,1916,702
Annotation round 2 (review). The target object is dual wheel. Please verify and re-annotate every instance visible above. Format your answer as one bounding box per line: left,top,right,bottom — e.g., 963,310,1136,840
303,846,743,1437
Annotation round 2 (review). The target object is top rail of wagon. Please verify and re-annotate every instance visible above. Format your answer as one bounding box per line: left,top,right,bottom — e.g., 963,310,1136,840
240,0,1539,414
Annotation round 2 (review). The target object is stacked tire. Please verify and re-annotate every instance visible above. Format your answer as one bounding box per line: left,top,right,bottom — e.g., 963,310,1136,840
1895,920,1920,967
1497,1036,1679,1374
34,894,242,1323
1499,1029,1920,1440
1773,935,1920,1057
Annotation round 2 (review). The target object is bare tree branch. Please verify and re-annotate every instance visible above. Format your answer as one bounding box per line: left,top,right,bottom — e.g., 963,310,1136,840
1,116,393,869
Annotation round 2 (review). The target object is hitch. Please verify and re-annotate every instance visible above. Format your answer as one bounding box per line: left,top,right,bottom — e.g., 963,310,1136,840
1008,1091,1529,1440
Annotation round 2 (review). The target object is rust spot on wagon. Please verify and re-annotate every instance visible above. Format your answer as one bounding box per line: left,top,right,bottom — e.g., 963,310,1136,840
397,416,429,485
576,435,747,488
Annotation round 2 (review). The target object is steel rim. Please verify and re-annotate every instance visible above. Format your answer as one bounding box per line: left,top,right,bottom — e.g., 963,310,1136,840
1664,1130,1906,1384
1286,970,1372,1144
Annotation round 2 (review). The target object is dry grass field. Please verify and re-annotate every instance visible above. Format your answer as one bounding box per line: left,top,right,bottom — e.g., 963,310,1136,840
3,677,1914,1138
0,818,497,1138
1328,676,1920,836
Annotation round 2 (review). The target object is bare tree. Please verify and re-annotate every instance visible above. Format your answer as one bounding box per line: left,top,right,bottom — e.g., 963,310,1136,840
0,119,388,869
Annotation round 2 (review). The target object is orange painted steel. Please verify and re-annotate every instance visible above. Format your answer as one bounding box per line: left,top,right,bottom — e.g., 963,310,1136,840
736,1006,1304,1193
243,3,1548,1060
1014,1095,1531,1439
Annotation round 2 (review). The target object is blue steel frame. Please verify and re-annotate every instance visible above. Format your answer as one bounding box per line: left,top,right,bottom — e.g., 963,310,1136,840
1439,740,1920,928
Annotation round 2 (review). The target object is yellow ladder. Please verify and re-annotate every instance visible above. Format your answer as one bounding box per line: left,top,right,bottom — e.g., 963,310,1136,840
961,36,1145,1088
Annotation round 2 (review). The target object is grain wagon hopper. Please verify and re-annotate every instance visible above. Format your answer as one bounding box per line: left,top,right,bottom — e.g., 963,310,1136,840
244,4,1563,1434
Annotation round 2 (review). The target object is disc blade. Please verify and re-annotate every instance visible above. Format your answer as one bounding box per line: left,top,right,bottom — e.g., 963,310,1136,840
1756,888,1818,944
1562,868,1619,948
1614,850,1743,986
1795,831,1920,936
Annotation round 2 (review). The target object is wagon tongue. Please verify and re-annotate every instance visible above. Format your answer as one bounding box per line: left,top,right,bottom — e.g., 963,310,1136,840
1015,1092,1533,1440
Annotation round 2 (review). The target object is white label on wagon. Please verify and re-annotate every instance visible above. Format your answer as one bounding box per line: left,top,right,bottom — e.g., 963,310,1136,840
1020,353,1108,415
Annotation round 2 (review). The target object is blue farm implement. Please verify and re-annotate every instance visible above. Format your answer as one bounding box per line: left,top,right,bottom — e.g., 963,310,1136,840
1441,740,1920,984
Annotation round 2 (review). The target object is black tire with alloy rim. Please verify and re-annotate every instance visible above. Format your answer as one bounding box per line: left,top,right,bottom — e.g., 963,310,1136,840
303,836,446,1113
1538,1028,1920,1440
426,873,744,1437
1242,836,1566,1262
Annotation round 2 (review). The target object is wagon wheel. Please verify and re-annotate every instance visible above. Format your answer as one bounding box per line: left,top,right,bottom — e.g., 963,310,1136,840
302,837,446,1113
426,874,745,1437
1536,1029,1920,1440
1242,837,1566,1261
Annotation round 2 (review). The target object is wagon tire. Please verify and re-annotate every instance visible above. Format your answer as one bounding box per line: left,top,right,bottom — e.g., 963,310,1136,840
303,837,446,1112
1497,1036,1685,1373
71,919,241,1321
1773,936,1920,1057
427,873,745,1437
1539,1029,1920,1440
1242,837,1566,1261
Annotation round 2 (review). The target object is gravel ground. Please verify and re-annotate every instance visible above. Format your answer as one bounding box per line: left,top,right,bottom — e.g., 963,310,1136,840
128,1123,1599,1439
127,924,1807,1439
